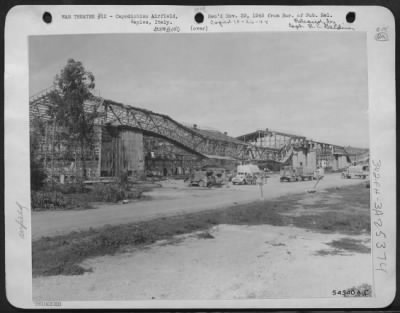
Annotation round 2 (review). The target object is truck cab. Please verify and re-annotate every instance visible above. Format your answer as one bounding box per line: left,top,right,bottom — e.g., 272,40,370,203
232,172,254,185
231,164,260,185
342,165,369,179
280,166,318,182
188,170,208,187
280,166,298,182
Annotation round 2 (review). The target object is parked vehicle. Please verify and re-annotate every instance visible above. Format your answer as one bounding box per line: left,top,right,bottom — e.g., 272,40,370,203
189,167,228,187
280,166,299,182
203,167,228,186
232,164,261,185
296,166,315,181
280,166,319,182
232,173,256,185
341,165,369,179
188,170,209,187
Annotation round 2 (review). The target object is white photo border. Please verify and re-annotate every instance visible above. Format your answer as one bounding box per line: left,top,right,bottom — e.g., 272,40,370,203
4,5,396,309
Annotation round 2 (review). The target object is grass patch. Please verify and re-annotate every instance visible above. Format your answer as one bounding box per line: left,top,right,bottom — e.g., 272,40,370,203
287,210,370,235
326,238,370,254
196,231,215,239
33,183,370,277
286,184,370,235
31,190,94,211
89,183,143,203
32,183,147,211
314,249,351,256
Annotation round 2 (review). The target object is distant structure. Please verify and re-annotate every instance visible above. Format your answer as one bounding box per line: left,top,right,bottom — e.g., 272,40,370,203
236,129,367,171
344,146,370,165
29,88,368,181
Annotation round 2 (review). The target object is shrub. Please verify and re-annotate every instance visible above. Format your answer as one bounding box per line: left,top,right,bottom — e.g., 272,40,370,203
31,190,92,211
91,183,122,202
118,171,129,190
32,191,71,210
30,159,47,191
30,117,47,191
51,182,87,194
91,183,142,202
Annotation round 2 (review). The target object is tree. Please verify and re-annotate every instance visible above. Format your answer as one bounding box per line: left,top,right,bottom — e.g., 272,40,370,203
30,117,47,190
49,59,98,179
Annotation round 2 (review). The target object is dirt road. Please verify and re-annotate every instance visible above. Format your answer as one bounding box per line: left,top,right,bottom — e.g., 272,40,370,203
33,224,371,300
32,174,365,239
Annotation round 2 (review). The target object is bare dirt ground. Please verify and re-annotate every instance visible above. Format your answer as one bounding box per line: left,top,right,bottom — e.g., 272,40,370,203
32,178,371,301
33,224,371,300
32,173,365,239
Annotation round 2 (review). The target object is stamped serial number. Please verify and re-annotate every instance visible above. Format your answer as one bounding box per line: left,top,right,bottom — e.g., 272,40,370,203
332,288,370,297
34,300,62,307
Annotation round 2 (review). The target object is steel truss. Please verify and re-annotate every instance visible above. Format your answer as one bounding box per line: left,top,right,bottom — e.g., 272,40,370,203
101,99,278,161
29,91,281,162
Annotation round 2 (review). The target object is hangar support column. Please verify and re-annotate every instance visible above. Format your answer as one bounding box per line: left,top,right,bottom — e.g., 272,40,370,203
100,126,145,177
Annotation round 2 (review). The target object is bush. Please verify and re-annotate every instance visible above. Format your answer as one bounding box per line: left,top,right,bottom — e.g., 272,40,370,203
31,159,47,191
31,190,92,211
91,183,122,202
50,182,87,194
32,191,72,210
118,171,129,190
91,183,142,202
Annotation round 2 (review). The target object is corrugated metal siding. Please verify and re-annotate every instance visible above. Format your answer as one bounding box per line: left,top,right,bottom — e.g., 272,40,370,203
101,128,144,177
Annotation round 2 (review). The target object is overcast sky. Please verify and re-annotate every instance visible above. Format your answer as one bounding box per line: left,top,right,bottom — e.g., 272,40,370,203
29,32,369,147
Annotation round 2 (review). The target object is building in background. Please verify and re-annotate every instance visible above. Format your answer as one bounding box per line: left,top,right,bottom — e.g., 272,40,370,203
30,89,368,182
237,129,363,172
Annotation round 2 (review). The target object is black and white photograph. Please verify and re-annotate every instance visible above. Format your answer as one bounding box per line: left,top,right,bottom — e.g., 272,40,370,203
4,5,396,308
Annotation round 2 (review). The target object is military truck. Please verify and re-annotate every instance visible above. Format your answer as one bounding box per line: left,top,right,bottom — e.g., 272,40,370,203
231,164,261,185
280,166,316,182
341,165,369,179
188,167,228,187
188,170,209,187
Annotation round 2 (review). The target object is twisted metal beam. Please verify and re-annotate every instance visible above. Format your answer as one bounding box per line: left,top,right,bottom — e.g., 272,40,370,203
29,91,279,161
